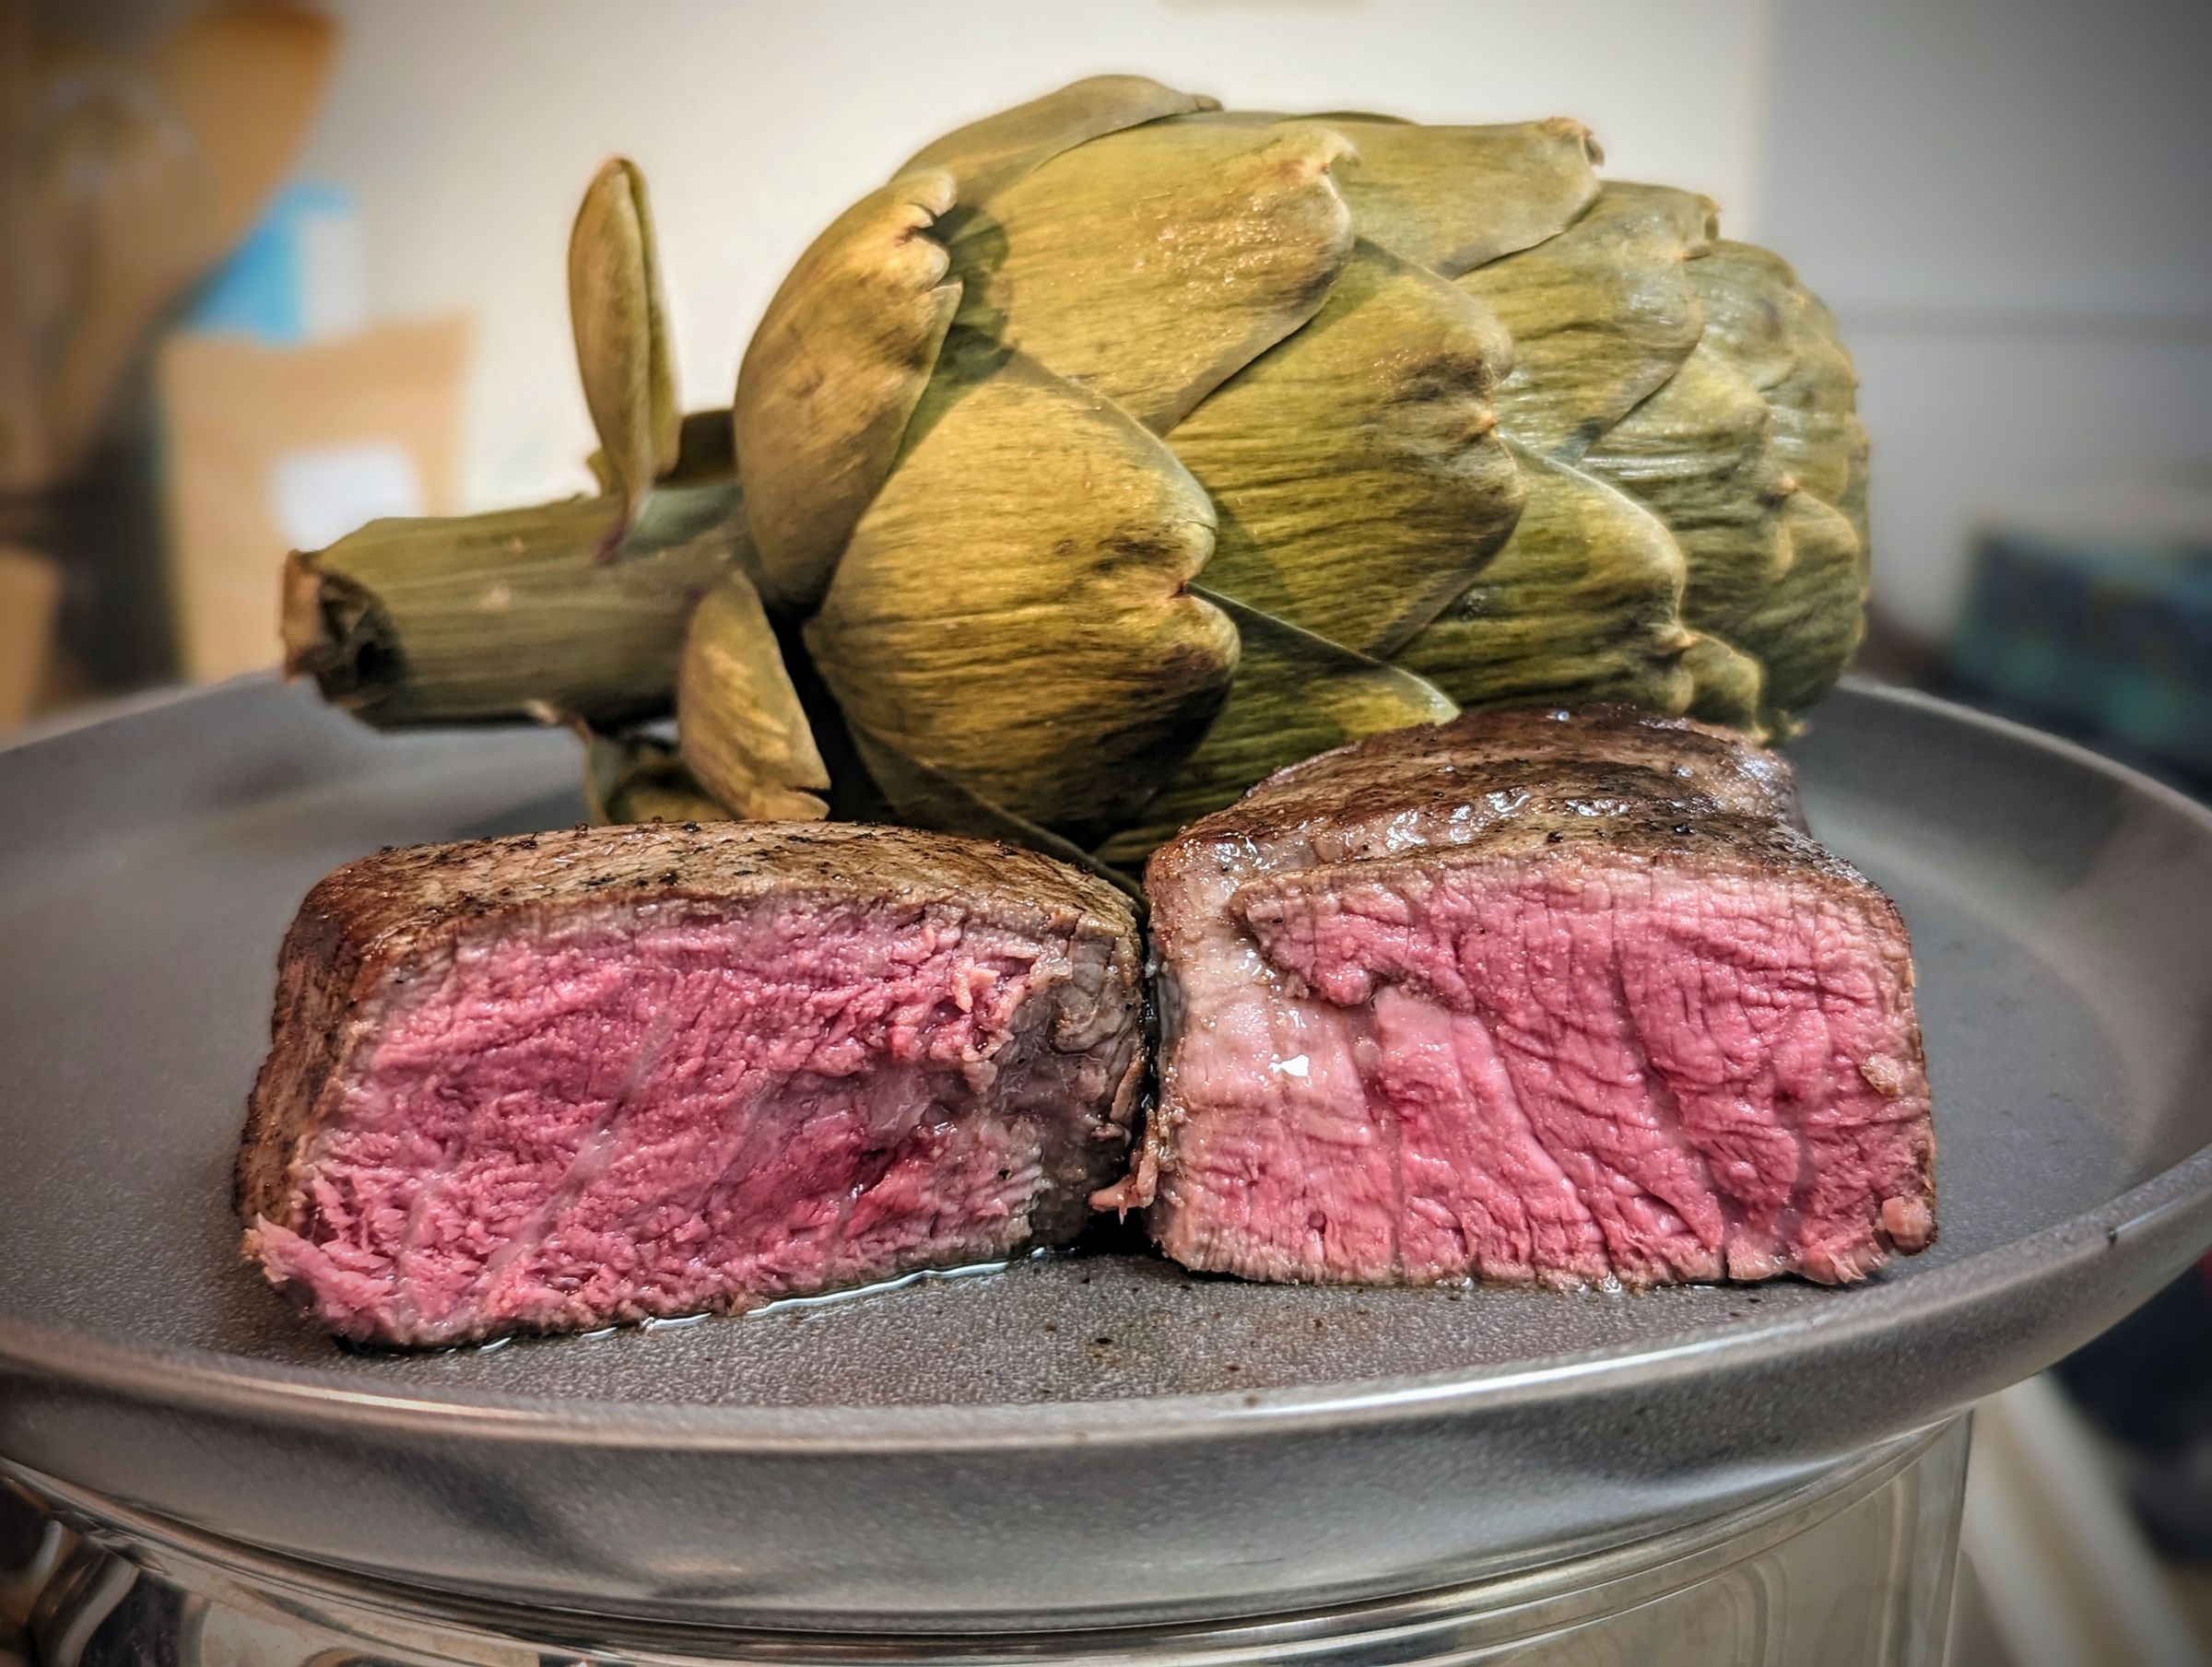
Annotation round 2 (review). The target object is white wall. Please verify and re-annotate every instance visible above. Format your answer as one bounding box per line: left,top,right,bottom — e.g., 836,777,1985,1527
294,0,1773,510
1752,0,2212,641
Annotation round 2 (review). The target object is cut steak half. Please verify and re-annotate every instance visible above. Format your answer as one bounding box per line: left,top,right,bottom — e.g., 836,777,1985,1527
1119,707,1935,1288
240,822,1144,1345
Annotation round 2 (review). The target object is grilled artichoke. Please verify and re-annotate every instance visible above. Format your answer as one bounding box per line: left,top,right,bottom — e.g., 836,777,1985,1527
285,76,1867,875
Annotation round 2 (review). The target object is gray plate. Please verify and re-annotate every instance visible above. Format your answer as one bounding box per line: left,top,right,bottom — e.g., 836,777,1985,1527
2,677,2210,1632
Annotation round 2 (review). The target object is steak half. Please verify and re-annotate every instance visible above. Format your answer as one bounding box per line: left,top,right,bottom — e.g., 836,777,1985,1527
1118,708,1935,1288
240,822,1144,1345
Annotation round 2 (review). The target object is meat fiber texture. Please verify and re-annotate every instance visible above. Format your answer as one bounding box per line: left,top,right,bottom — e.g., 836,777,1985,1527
1117,708,1936,1289
239,822,1145,1346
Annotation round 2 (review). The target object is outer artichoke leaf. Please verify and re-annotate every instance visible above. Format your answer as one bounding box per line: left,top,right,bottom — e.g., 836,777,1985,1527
284,479,743,729
1729,494,1866,723
1166,240,1523,658
669,405,736,482
1315,115,1602,278
734,171,961,612
1097,588,1457,868
805,333,1238,833
1691,241,1861,510
587,406,735,493
1680,631,1769,734
844,725,1144,903
1582,337,1794,631
1397,441,1694,715
1770,334,1862,522
582,727,732,827
1778,266,1866,539
677,571,832,821
1837,415,1872,561
1801,284,1841,335
569,158,679,540
1684,241,1795,393
1458,182,1714,461
900,75,1218,206
943,120,1357,434
1787,274,1869,550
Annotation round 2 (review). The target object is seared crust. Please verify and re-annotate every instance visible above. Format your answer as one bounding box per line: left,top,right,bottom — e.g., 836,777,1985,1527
1229,811,1888,920
1174,705,1801,868
1147,706,1819,925
240,821,1144,1239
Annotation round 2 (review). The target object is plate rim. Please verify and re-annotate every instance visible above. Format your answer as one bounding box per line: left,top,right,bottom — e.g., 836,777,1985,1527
5,678,2210,1453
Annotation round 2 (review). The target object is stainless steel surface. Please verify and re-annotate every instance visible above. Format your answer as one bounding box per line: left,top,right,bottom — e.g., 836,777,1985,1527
0,677,2207,1629
0,1421,1970,1664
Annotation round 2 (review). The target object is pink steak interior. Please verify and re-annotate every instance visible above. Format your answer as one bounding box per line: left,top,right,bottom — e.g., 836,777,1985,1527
253,899,1101,1344
1159,852,1935,1287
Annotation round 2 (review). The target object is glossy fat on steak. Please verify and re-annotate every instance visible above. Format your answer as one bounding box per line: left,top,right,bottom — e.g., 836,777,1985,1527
1119,708,1935,1288
240,823,1145,1345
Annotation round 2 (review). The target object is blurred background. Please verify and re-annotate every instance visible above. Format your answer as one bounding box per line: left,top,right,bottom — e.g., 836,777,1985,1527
4,1,2209,1661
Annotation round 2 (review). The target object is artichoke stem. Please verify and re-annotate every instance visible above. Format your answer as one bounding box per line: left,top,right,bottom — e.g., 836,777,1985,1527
282,480,747,730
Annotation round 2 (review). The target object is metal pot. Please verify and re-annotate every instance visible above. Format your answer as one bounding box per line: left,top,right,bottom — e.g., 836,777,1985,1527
4,1421,1969,1665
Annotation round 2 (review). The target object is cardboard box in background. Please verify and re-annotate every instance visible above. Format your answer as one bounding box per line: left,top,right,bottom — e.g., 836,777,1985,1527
156,315,470,684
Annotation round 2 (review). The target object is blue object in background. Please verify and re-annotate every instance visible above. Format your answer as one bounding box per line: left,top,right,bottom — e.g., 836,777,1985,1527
1947,526,2212,779
181,182,361,346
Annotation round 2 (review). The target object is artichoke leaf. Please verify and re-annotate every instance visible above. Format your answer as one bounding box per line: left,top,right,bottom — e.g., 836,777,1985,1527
900,75,1218,207
569,158,679,546
1186,112,1599,276
1805,288,1843,337
805,333,1238,835
587,407,735,494
1770,339,1863,534
1398,441,1694,715
677,571,831,821
1582,337,1794,632
944,120,1357,434
1459,182,1714,461
1167,241,1523,658
844,724,1144,903
1691,241,1862,511
1728,494,1866,724
283,479,743,729
1312,115,1602,278
1837,415,1872,562
582,728,732,827
735,171,962,612
1097,589,1458,869
1794,259,1870,552
1680,631,1769,734
1683,241,1796,393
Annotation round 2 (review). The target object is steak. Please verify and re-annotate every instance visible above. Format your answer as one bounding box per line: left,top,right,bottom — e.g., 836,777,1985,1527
240,822,1144,1345
1115,707,1935,1288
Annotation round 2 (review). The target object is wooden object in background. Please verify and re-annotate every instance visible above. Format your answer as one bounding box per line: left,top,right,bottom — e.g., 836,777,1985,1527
0,546,63,730
0,1,43,488
157,318,470,684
